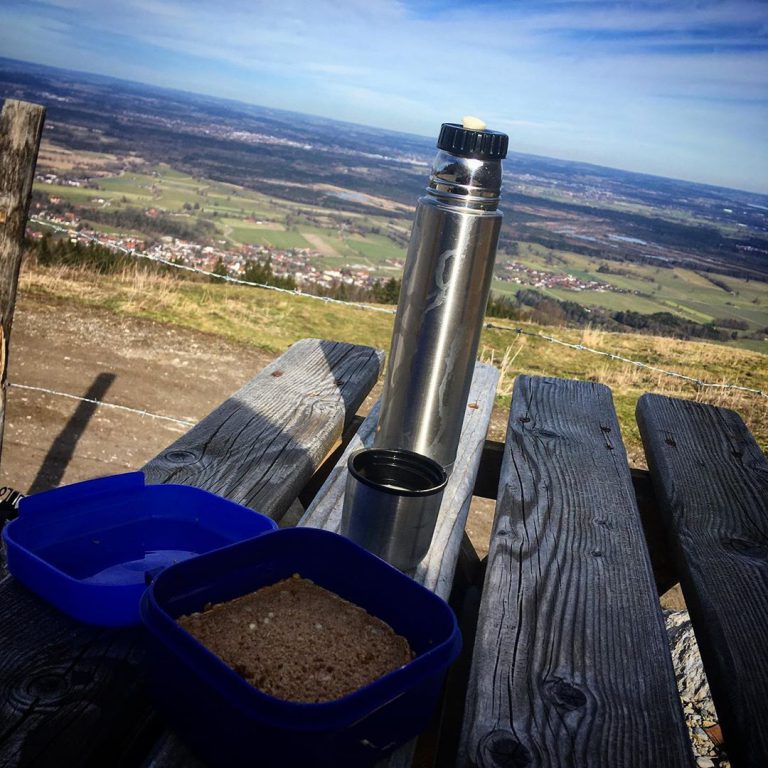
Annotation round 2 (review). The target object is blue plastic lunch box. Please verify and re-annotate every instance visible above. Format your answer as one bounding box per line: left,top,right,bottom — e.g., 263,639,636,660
140,527,462,767
3,473,462,766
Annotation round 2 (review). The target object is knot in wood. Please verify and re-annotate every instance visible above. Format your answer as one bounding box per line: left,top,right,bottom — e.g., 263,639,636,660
722,536,767,561
477,729,532,768
532,427,560,440
544,676,587,711
163,448,199,464
10,667,70,712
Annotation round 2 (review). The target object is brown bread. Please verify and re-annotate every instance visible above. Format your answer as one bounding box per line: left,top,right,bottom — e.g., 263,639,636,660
178,574,413,703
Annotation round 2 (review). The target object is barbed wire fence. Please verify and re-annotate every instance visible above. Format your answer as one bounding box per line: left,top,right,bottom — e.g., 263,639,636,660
10,216,764,426
9,383,196,427
489,326,766,396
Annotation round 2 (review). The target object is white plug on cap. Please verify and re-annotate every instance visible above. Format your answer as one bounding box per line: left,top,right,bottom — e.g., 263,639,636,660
462,115,487,130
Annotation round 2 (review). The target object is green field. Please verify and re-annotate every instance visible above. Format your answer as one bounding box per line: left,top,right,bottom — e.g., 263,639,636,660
492,242,767,345
35,160,768,350
346,234,403,263
252,230,311,249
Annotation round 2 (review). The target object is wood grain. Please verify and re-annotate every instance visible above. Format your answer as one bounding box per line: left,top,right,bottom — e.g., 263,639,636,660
0,100,46,462
0,576,151,767
143,338,382,520
0,339,381,767
301,361,499,768
637,393,768,768
459,375,693,768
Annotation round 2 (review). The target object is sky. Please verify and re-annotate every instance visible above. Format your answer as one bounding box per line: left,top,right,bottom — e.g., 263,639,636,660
1,0,767,193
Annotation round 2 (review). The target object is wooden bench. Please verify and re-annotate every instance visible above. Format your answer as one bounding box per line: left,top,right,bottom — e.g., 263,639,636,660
460,375,767,768
2,346,765,767
638,394,768,768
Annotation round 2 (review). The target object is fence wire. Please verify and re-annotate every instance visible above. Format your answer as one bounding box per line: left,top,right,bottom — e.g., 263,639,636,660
26,217,767,399
8,383,196,427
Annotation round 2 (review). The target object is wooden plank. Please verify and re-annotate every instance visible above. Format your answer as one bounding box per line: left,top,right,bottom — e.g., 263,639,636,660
0,580,154,767
143,338,382,520
300,361,499,768
637,393,768,768
459,375,693,768
0,339,382,767
0,100,46,463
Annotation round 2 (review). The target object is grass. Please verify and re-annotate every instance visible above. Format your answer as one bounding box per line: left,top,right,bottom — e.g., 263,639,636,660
346,234,403,264
255,230,311,249
37,184,102,204
19,262,768,465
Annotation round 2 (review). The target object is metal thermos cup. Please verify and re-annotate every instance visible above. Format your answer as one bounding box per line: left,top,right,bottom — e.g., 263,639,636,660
341,448,448,571
374,122,508,473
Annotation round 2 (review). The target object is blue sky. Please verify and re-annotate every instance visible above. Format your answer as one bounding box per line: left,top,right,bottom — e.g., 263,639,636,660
1,0,767,192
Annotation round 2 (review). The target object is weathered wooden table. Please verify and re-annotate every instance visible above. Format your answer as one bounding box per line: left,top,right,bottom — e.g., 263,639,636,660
0,338,766,768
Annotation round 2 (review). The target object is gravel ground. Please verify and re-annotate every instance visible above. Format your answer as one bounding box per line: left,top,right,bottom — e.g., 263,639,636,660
666,610,731,767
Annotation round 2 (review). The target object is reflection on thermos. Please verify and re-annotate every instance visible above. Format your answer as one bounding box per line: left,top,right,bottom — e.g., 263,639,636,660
375,118,508,474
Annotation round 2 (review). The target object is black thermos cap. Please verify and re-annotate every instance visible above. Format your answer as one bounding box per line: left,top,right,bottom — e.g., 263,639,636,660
437,123,509,160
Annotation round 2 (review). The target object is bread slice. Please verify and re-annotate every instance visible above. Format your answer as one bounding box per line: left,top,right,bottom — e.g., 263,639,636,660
178,574,413,703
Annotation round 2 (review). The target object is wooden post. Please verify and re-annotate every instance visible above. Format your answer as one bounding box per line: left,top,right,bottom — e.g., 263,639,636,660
0,99,46,464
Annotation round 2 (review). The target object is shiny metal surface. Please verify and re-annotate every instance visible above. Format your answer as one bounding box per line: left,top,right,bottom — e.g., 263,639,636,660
374,148,504,473
341,448,447,571
428,150,502,209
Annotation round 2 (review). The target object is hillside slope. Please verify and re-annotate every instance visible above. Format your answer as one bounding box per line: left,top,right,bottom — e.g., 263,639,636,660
12,263,766,466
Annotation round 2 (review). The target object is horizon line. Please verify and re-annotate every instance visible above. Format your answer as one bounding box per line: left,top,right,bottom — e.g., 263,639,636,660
1,55,767,199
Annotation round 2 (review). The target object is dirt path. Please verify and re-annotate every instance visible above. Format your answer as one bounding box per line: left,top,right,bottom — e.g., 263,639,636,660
0,293,273,496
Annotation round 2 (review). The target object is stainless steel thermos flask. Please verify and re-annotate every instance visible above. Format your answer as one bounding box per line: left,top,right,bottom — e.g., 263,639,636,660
374,121,508,474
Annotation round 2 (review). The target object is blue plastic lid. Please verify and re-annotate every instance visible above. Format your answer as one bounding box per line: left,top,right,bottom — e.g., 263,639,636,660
2,472,277,627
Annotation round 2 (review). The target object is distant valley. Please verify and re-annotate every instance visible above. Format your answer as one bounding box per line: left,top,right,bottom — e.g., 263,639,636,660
2,57,767,352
